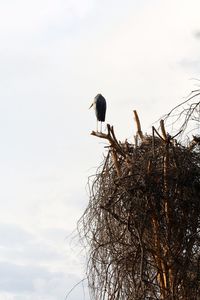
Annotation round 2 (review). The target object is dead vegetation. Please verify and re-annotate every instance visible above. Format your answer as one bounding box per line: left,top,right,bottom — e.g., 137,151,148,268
79,94,200,300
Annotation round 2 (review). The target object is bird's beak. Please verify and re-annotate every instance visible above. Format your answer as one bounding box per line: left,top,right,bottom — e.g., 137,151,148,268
89,102,94,109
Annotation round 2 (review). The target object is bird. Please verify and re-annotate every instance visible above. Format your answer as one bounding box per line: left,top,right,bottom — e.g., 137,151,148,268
89,94,107,132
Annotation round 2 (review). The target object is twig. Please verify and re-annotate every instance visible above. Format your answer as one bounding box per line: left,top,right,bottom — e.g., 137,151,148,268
65,278,87,300
133,110,144,141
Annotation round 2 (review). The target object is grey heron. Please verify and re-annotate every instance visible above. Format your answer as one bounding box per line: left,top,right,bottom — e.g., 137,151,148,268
89,94,107,132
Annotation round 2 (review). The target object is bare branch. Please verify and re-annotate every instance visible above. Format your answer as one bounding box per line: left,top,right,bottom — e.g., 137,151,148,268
133,110,144,141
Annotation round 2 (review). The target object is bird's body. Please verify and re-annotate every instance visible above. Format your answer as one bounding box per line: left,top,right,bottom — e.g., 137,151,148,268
94,94,106,122
90,94,107,132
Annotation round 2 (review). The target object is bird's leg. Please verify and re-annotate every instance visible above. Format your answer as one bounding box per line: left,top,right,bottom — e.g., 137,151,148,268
96,120,98,132
100,122,102,133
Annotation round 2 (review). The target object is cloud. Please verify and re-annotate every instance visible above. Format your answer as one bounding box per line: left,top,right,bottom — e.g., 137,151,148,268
0,261,87,300
0,262,50,293
0,223,87,299
179,58,200,72
0,0,94,36
0,222,77,266
0,223,33,248
193,30,200,40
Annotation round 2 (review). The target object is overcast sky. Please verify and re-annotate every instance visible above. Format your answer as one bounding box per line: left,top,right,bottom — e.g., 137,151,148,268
0,0,200,299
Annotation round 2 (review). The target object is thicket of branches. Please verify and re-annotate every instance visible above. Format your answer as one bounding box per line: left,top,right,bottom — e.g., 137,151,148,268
79,90,200,300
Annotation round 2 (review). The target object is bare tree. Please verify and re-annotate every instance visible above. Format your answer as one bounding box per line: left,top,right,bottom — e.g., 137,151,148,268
79,97,200,300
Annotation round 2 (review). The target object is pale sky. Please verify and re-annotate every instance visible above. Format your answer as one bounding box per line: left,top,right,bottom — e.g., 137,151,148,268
0,0,200,299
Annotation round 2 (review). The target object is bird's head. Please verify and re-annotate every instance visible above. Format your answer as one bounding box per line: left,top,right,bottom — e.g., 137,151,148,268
89,94,102,109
